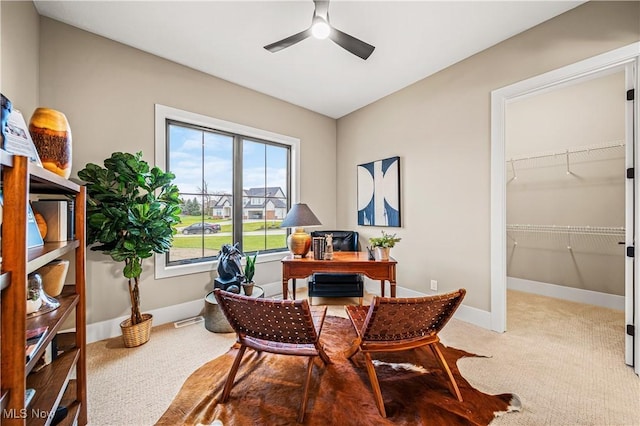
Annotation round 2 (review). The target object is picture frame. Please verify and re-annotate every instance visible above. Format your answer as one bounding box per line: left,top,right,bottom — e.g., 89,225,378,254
357,156,401,227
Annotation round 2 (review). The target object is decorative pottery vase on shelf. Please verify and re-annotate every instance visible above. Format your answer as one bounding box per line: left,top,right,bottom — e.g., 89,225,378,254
36,259,70,297
29,107,72,179
26,272,60,317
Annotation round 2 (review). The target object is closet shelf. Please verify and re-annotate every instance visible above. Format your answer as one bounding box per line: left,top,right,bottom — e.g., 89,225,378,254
507,224,625,236
506,140,624,176
507,140,624,163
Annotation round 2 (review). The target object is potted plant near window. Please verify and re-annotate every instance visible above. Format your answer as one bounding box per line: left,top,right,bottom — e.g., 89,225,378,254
242,252,257,296
78,152,181,347
369,230,402,260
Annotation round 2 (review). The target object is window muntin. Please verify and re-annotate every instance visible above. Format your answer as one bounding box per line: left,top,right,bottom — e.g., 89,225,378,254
154,105,299,278
242,139,289,253
167,123,234,264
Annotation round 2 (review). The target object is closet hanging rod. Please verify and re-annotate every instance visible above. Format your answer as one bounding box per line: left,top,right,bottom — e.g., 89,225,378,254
507,140,624,164
507,224,625,236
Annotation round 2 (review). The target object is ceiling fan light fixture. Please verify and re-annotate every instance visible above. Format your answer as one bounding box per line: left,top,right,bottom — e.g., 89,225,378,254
311,17,331,39
264,0,374,60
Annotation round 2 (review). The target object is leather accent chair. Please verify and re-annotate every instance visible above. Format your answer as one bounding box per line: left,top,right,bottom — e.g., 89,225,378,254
214,289,331,423
308,230,364,305
344,289,467,417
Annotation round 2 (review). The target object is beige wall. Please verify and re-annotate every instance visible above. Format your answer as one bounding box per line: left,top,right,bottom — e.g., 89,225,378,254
28,17,336,324
506,71,626,295
336,1,640,311
2,1,639,323
1,1,39,115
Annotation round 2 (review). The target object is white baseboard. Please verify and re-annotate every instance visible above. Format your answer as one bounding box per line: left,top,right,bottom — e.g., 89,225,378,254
507,277,624,311
87,281,494,343
88,277,622,344
364,282,492,329
455,304,493,329
86,298,205,344
86,281,287,344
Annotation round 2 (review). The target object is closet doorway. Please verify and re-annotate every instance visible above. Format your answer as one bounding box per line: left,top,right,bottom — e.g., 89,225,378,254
490,43,639,374
506,70,626,311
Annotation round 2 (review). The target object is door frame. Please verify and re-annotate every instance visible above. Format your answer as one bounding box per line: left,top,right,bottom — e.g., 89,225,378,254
490,42,640,373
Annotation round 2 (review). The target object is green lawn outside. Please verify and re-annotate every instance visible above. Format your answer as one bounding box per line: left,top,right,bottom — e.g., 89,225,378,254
171,234,287,252
176,216,281,233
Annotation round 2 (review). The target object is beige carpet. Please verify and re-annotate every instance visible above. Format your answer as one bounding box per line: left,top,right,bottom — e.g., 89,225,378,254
156,316,521,426
85,290,640,425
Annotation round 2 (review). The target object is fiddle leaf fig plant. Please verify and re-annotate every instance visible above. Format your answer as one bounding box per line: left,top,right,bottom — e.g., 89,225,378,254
78,152,181,325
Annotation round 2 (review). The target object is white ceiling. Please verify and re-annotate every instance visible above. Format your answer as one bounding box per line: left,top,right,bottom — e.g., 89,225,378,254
33,1,584,119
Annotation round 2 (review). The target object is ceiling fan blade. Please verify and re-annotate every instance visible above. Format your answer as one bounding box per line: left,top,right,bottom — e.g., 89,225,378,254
329,27,375,60
264,28,312,53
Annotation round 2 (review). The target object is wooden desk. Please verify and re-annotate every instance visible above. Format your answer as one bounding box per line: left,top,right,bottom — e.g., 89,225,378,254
281,251,397,300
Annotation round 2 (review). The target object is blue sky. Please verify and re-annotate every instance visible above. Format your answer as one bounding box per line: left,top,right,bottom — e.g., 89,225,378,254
168,124,288,196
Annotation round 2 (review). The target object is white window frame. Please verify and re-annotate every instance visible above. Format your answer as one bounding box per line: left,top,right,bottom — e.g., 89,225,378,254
154,104,300,279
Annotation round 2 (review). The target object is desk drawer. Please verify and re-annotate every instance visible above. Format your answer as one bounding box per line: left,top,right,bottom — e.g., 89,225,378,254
308,280,363,297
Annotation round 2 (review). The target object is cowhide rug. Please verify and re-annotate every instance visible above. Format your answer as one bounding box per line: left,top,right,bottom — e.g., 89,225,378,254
156,316,521,425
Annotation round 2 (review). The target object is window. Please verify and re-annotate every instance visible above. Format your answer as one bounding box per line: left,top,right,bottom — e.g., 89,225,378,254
154,105,300,278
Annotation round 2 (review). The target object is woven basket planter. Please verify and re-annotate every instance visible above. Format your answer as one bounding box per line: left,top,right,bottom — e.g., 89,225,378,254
120,313,153,348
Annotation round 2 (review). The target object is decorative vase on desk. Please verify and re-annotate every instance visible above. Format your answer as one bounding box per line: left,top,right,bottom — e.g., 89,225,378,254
375,247,390,261
29,107,72,178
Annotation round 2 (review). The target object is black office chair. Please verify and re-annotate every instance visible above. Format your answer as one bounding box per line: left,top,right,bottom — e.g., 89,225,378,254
308,230,364,305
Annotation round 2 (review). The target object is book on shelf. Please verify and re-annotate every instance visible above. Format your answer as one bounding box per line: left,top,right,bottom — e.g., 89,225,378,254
0,193,44,248
26,202,45,248
31,338,56,373
32,199,74,242
26,325,48,362
25,388,36,408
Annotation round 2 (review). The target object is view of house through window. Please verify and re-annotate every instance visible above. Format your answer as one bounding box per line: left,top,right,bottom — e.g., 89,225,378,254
166,120,290,265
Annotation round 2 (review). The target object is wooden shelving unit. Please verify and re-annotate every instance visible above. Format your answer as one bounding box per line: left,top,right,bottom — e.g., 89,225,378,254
0,152,87,425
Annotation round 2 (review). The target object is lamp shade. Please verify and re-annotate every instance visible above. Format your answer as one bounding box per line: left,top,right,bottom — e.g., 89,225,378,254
280,203,321,258
280,203,322,228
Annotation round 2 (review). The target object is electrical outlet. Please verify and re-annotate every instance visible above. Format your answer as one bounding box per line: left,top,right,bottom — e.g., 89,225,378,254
430,279,438,291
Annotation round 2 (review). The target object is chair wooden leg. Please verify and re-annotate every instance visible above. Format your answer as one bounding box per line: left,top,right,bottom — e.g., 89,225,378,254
298,357,315,423
358,296,363,306
363,352,387,418
429,343,463,402
344,338,361,360
221,344,247,402
317,344,332,365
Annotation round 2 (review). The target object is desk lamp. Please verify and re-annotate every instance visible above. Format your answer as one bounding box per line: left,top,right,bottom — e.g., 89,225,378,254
280,203,321,258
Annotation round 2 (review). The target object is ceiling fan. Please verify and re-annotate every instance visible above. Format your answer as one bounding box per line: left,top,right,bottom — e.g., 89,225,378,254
264,0,375,60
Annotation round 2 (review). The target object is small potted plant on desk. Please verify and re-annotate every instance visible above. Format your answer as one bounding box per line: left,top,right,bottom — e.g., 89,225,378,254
242,252,257,296
368,231,401,261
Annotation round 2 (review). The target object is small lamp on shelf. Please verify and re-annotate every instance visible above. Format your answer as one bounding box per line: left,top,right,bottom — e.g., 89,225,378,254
280,203,322,258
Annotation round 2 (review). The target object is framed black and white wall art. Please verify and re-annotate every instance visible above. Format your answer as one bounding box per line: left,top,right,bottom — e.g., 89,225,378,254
357,156,401,227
